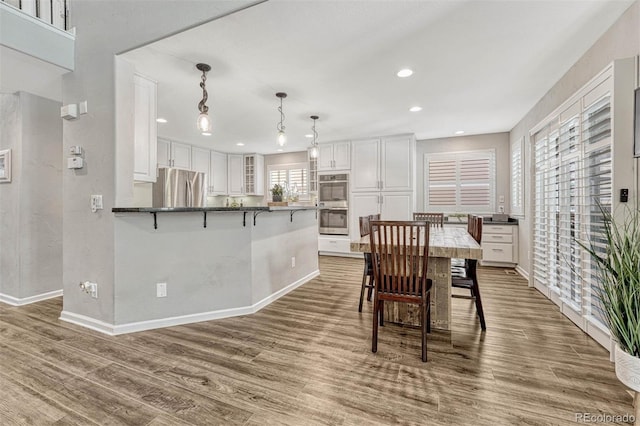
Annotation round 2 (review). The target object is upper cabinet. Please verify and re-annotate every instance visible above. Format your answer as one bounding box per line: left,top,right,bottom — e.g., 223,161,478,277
133,74,157,182
191,146,210,192
351,135,414,192
318,141,350,171
227,154,244,195
158,138,191,170
210,151,228,196
244,154,264,196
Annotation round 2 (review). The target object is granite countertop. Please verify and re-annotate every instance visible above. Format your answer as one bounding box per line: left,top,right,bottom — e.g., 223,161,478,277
112,206,317,213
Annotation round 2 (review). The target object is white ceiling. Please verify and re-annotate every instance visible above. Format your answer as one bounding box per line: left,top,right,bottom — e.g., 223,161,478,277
122,0,634,155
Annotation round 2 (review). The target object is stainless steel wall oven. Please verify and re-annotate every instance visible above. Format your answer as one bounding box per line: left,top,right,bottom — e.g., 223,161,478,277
318,173,349,235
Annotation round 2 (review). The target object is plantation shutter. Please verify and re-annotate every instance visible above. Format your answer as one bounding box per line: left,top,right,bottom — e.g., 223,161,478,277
510,137,524,216
532,74,613,340
425,150,495,213
268,163,309,198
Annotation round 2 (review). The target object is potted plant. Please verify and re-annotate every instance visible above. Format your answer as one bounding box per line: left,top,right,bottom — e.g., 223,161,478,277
576,203,640,420
271,184,283,202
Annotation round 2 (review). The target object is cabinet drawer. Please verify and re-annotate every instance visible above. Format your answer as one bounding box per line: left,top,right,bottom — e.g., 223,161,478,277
318,237,351,253
482,243,514,263
484,233,513,243
484,225,513,234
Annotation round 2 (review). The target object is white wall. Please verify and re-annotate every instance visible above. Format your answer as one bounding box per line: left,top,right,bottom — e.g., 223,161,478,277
416,132,511,213
509,1,640,277
0,92,62,302
61,0,262,324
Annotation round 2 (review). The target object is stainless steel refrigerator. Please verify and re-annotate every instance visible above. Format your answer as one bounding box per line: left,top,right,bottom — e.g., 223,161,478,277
152,168,206,208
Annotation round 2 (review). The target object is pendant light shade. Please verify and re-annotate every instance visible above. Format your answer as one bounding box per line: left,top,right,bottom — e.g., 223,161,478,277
196,63,212,133
276,92,287,146
197,113,211,133
309,115,319,158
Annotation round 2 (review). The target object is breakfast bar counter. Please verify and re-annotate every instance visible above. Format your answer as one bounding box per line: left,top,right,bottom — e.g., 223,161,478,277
351,227,482,330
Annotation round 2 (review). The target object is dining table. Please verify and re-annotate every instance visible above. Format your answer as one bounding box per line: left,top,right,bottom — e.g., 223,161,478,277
350,226,482,331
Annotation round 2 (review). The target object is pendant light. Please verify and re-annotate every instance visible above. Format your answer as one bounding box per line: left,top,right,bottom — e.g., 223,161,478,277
276,92,287,146
196,63,212,133
309,115,319,158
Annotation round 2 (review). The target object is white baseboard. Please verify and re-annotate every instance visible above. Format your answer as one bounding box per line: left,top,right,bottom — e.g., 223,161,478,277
515,265,529,280
0,289,63,306
60,269,320,336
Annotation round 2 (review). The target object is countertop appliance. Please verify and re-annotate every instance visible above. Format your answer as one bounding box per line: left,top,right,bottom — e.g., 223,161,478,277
153,168,206,208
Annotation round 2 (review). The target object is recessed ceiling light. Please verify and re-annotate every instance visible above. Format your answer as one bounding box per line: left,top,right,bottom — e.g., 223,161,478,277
236,142,245,146
202,132,212,136
156,118,167,123
305,134,313,138
277,149,283,152
455,130,465,135
397,69,413,78
409,106,422,112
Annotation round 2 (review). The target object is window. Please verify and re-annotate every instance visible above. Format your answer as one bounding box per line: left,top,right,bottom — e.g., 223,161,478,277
510,137,524,216
424,150,496,213
532,79,613,339
267,162,309,199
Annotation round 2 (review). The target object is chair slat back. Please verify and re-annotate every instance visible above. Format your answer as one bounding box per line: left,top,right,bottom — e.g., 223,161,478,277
413,212,444,227
369,221,429,298
474,216,483,244
359,215,371,238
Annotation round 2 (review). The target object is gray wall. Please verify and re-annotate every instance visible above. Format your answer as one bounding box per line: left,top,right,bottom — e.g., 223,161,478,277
61,0,260,324
416,132,511,213
510,1,640,277
111,210,318,325
0,92,62,300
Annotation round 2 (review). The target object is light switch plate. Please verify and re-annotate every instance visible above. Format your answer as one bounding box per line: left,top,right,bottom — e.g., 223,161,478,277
91,195,103,212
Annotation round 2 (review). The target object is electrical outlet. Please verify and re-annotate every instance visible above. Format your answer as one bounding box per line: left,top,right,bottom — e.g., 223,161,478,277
157,282,167,298
291,257,296,268
79,281,98,298
499,195,505,203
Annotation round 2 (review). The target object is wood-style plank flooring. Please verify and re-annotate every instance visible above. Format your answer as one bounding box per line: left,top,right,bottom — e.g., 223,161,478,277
0,256,635,425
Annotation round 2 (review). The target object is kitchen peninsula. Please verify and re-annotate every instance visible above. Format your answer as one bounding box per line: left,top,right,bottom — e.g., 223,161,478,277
64,206,318,335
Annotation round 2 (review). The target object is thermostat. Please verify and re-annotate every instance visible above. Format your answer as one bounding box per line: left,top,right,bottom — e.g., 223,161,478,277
67,157,84,169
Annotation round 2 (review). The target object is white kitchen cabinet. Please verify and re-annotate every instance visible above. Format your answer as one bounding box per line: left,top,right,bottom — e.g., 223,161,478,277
351,139,380,191
191,146,210,192
318,235,351,254
227,154,244,195
244,154,264,196
133,74,157,182
157,138,170,168
318,141,350,171
157,138,191,170
351,135,414,192
210,151,228,195
481,224,519,267
350,192,414,241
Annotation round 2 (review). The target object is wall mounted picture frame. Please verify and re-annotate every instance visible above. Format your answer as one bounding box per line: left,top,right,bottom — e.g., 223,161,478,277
0,149,12,183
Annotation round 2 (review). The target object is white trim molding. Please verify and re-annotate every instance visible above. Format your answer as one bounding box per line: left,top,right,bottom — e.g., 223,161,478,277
515,265,529,281
0,289,63,306
60,270,320,336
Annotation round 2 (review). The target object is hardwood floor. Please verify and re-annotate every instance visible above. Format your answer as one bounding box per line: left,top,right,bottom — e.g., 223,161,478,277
0,256,634,425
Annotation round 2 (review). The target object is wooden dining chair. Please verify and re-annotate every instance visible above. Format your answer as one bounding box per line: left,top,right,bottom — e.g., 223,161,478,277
452,215,486,330
369,220,432,362
413,212,444,227
358,215,375,312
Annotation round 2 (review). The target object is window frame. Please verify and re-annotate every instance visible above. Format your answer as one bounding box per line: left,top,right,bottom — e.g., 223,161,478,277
266,162,310,200
423,149,496,214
